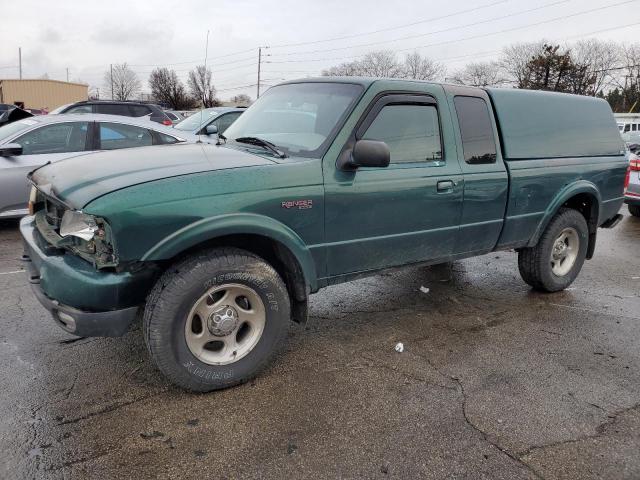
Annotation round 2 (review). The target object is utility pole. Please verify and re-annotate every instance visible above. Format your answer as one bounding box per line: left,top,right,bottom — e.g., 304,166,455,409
18,47,22,79
110,64,114,99
257,47,262,99
66,68,69,82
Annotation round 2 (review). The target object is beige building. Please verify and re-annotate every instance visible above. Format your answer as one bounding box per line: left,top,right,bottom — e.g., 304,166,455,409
0,79,88,110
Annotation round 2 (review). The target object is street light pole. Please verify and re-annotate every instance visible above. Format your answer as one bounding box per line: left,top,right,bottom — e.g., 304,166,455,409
257,47,262,99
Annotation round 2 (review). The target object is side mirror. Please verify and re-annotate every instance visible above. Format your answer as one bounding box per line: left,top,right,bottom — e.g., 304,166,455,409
0,143,23,157
205,124,218,135
338,139,390,170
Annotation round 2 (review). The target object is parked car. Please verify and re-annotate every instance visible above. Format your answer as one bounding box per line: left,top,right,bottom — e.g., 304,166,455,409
624,144,640,217
173,107,244,136
0,114,196,218
163,110,183,125
0,104,33,126
22,78,626,392
50,100,173,126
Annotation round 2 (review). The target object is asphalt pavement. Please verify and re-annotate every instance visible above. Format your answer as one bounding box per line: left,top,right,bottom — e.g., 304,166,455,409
0,210,638,479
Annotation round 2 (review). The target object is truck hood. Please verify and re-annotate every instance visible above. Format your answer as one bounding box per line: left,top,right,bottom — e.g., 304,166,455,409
30,143,274,208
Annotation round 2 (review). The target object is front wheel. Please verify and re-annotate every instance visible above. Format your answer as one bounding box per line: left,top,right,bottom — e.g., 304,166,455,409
518,208,589,292
143,247,290,392
629,204,640,217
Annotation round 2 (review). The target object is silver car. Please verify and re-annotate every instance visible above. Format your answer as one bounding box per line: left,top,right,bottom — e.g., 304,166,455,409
173,107,244,136
0,114,197,218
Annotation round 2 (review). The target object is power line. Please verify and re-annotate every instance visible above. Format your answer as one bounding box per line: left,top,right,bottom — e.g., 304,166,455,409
257,20,640,79
269,0,570,58
268,0,511,49
265,0,639,65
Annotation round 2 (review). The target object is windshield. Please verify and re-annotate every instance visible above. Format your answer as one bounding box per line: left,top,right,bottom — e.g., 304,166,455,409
0,119,36,142
222,82,363,158
174,109,219,131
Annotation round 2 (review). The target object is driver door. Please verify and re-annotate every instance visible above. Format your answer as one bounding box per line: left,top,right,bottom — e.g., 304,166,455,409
323,87,463,279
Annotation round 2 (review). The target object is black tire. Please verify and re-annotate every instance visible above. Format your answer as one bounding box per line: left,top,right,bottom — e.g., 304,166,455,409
143,247,290,392
629,204,640,217
518,208,589,292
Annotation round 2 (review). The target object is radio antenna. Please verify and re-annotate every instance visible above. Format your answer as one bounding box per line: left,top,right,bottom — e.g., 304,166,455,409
197,29,210,144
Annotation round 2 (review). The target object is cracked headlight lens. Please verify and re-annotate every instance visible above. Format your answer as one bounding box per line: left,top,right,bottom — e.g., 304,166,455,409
59,210,99,241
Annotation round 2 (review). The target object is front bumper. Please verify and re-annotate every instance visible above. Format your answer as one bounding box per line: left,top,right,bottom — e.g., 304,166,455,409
20,215,156,337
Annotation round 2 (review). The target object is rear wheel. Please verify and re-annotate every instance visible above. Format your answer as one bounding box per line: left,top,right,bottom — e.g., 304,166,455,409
629,204,640,217
143,248,290,392
518,208,588,292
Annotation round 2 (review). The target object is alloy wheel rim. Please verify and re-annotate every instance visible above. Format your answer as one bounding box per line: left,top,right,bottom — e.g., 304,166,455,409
184,283,266,366
550,227,579,277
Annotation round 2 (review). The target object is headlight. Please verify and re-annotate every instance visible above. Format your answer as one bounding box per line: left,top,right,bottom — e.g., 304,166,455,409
59,210,99,241
28,186,38,215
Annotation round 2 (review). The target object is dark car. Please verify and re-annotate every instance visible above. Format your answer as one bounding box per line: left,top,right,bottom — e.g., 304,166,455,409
51,100,173,126
0,104,34,126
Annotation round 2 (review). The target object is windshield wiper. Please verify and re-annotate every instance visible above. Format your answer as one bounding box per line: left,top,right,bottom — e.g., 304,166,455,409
234,136,287,158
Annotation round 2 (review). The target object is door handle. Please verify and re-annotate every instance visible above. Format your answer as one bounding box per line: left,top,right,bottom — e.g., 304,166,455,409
437,180,456,193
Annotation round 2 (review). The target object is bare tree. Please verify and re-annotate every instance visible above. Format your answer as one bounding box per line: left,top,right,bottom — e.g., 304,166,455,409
451,61,505,87
104,63,141,100
358,51,404,77
500,41,547,87
148,68,194,109
572,39,621,95
188,65,217,108
403,52,445,81
229,93,252,106
322,50,443,80
322,50,402,78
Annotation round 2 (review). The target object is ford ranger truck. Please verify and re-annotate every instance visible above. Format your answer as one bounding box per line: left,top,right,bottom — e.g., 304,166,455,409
21,78,627,391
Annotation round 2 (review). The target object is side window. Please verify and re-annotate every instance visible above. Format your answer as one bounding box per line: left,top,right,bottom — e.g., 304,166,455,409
155,132,180,145
453,96,497,164
99,122,153,150
624,124,631,132
215,112,242,134
66,105,92,114
633,124,638,132
361,104,442,163
129,105,151,117
15,122,89,155
96,104,131,116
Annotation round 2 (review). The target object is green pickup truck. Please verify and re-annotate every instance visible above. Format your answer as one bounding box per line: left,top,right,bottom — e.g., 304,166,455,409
21,78,627,391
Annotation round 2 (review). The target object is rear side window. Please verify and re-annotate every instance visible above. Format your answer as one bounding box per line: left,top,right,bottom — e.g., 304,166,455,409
99,122,153,150
155,132,180,144
362,104,442,163
96,104,132,116
129,105,152,117
454,96,497,164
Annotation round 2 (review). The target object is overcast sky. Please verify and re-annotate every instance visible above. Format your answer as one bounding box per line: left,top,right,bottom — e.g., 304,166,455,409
1,0,639,100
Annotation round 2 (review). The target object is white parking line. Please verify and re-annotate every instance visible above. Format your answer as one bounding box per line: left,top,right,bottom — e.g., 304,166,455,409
0,270,24,275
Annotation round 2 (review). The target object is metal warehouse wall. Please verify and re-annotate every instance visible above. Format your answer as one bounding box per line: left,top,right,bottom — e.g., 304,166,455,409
0,79,88,110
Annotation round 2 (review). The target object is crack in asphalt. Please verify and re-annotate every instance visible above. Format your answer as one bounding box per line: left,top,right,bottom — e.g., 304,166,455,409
517,403,640,458
56,391,167,426
407,349,546,480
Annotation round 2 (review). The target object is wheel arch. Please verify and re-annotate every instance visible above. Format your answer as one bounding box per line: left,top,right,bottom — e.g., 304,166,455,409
528,181,601,258
141,214,317,322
